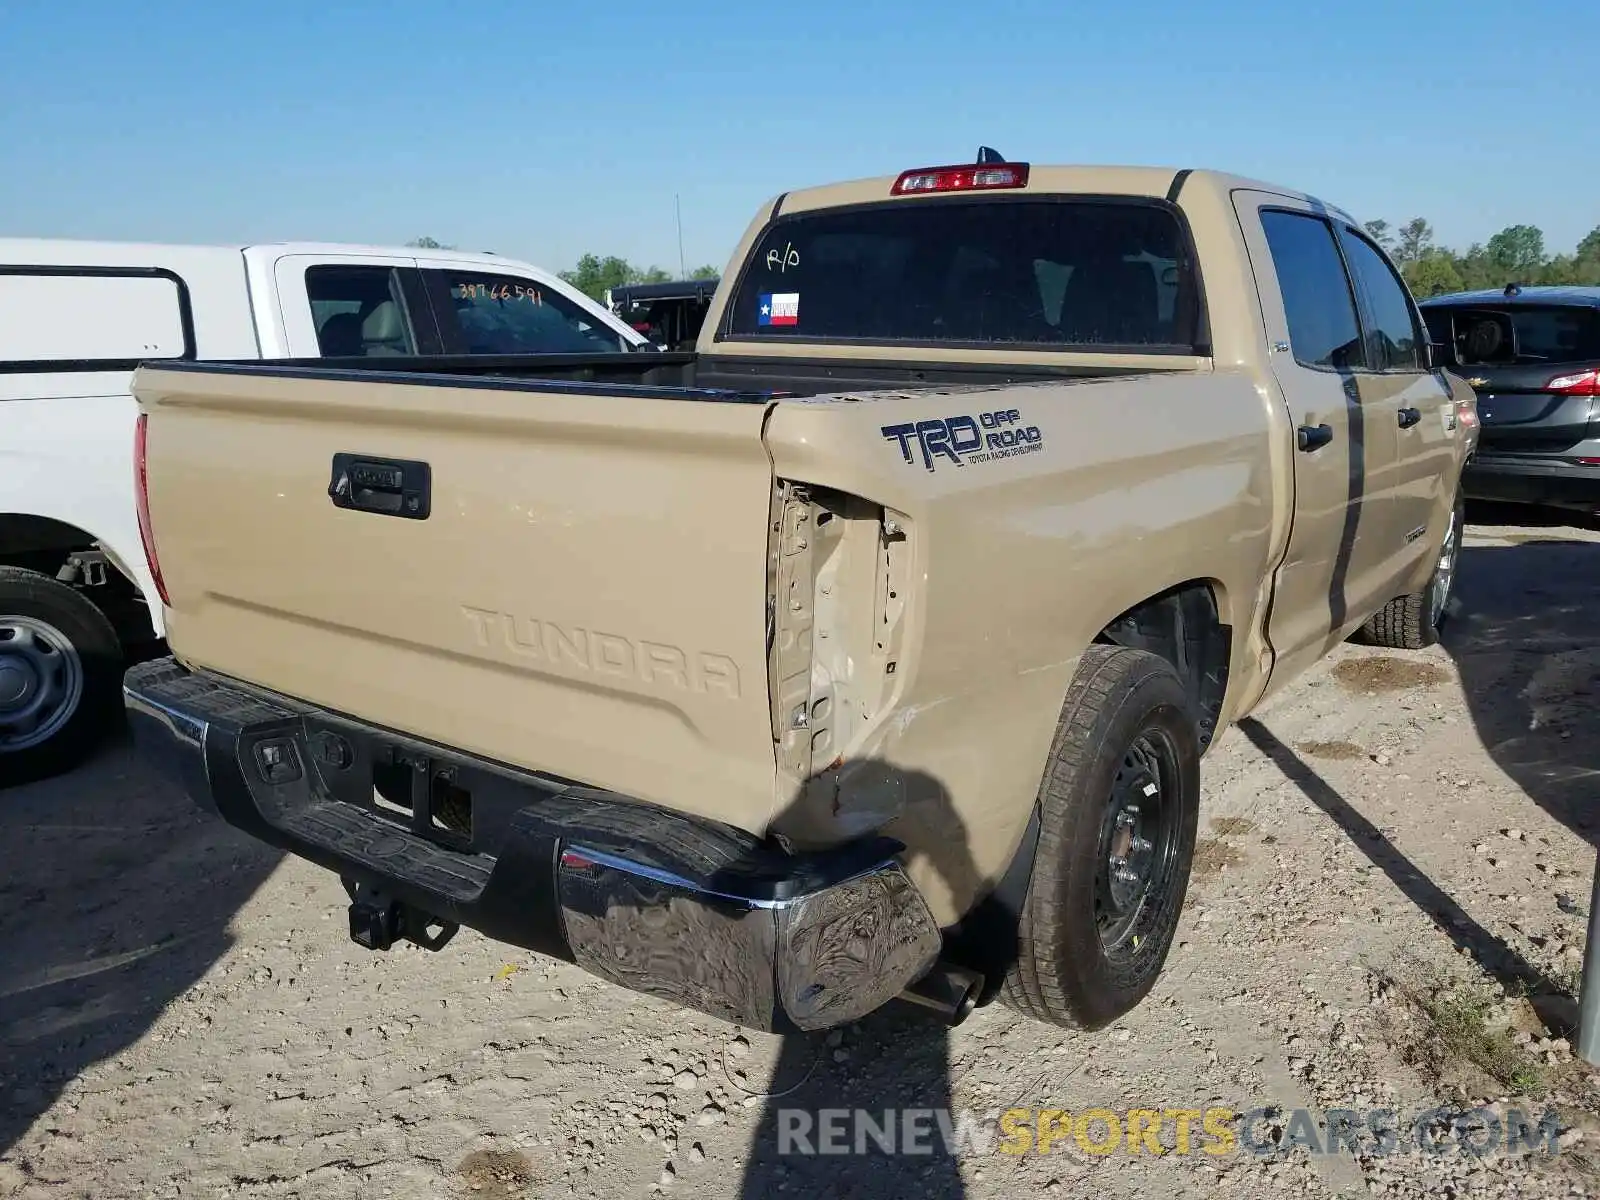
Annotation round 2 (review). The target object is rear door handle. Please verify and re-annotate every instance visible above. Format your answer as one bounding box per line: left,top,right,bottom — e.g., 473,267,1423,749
329,454,431,520
1398,407,1423,428
1296,423,1334,452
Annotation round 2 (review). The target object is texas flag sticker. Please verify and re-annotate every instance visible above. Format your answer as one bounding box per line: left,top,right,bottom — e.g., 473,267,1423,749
759,292,799,327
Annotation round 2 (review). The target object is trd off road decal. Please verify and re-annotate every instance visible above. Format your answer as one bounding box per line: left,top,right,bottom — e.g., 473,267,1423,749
881,408,1044,472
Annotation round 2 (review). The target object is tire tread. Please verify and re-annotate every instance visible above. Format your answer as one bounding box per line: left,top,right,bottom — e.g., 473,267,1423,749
0,565,123,783
1001,644,1197,1028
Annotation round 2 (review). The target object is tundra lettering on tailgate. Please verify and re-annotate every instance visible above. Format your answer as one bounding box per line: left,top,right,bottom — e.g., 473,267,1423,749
461,607,741,698
881,408,1044,472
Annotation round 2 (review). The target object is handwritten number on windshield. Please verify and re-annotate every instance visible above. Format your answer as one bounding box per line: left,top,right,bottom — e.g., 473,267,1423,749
766,243,800,273
456,282,544,304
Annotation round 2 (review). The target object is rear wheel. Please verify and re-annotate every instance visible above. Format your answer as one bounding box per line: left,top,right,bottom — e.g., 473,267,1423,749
1358,492,1465,651
0,567,124,784
1002,645,1201,1030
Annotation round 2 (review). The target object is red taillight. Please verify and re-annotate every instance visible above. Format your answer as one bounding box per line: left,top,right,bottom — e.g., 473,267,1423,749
891,163,1030,196
1547,369,1600,396
133,412,171,607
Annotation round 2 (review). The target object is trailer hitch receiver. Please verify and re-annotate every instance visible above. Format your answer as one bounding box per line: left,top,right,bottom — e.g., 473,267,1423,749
343,878,459,952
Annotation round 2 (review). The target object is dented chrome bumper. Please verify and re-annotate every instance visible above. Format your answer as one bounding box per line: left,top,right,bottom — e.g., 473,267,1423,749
556,843,941,1030
123,655,942,1032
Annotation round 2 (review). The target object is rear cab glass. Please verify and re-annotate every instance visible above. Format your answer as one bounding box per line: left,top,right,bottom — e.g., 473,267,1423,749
722,198,1203,352
1422,302,1600,367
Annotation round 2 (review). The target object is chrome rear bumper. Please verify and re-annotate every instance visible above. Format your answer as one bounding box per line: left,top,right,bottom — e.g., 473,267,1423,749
124,655,942,1032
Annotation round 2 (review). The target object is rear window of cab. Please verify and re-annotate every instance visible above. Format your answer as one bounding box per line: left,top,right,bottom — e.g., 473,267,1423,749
722,197,1202,353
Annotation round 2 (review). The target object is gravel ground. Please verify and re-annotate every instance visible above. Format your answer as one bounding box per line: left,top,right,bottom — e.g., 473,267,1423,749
3,502,1599,1200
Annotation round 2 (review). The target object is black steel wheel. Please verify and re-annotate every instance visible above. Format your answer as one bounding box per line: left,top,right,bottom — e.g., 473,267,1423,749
1002,645,1201,1029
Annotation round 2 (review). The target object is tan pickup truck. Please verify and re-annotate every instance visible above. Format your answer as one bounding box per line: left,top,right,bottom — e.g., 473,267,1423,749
123,156,1478,1035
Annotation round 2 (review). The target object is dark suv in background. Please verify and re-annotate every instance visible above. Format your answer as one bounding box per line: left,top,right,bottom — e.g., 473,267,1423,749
1419,285,1600,516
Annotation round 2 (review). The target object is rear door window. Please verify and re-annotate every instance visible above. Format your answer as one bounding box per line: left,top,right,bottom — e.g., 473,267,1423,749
421,269,629,354
1259,210,1366,371
305,266,420,357
724,199,1200,351
1337,228,1424,371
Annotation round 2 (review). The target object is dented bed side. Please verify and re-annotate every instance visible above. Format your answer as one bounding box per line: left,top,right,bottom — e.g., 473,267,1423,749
757,372,1278,923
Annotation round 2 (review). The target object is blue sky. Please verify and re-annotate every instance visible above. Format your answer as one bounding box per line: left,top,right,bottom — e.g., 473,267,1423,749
3,0,1597,276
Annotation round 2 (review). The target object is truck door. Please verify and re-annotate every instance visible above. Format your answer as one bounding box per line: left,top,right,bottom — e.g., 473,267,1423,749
1333,223,1458,587
260,253,438,358
1233,193,1398,684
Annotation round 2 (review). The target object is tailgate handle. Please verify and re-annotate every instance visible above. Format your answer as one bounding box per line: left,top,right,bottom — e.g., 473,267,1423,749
329,454,431,520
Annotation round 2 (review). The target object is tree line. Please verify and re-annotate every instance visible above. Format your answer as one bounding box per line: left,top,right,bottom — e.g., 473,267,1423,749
1361,219,1600,297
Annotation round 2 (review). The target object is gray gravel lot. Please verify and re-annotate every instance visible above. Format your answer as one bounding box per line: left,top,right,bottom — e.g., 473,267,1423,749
3,502,1599,1199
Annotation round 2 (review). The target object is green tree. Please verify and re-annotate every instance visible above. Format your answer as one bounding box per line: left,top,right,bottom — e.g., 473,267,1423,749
1456,243,1496,291
689,264,720,280
1363,220,1393,251
1484,224,1545,282
407,236,455,249
1574,225,1600,285
1403,250,1465,298
559,254,638,300
1538,255,1581,286
1394,218,1434,265
558,255,684,300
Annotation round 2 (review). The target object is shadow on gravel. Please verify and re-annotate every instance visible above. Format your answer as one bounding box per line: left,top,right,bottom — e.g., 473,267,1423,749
738,768,1017,1200
1441,508,1600,849
1464,499,1600,534
1240,505,1600,1007
736,1005,966,1200
1239,719,1559,998
0,732,281,1161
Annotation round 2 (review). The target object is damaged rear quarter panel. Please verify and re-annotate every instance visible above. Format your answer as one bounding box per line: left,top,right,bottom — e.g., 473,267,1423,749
761,372,1277,926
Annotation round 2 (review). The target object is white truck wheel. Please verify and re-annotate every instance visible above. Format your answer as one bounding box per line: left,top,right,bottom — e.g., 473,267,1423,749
0,566,123,784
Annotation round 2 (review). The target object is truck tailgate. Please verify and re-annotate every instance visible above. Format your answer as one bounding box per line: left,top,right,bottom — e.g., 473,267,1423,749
133,365,780,832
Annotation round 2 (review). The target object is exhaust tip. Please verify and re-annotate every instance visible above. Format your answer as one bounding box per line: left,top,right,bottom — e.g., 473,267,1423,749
897,962,984,1026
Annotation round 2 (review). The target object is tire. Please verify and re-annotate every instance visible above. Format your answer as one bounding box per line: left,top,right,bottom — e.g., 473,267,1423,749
1357,492,1465,651
1001,645,1201,1030
0,566,124,784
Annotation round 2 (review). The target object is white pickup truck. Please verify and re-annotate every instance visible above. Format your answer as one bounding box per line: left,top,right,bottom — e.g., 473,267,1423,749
0,238,650,780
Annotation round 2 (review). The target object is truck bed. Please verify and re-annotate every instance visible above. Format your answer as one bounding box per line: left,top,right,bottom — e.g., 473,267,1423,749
130,349,1223,853
164,350,1169,401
